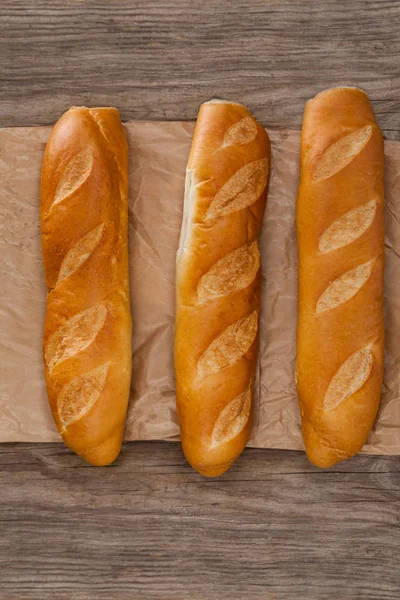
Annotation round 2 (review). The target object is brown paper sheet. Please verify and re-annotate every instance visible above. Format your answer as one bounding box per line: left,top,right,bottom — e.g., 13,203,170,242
1,122,399,454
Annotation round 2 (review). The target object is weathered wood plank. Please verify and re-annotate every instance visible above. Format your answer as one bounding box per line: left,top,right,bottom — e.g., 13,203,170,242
0,442,399,600
0,0,399,139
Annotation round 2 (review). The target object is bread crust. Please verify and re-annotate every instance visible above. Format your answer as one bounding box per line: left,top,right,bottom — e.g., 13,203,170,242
296,88,385,468
40,107,132,466
175,100,270,476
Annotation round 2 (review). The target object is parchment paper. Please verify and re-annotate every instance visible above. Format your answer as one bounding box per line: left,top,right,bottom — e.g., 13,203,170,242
0,122,399,454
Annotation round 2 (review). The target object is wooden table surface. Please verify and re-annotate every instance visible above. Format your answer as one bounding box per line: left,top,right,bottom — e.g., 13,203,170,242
1,2,400,599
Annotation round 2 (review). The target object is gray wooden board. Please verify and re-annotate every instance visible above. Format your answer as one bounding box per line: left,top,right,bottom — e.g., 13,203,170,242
1,0,400,139
0,1,400,599
1,442,400,600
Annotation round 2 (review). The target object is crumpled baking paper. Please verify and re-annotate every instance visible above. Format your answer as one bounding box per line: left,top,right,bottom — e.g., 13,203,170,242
0,122,399,454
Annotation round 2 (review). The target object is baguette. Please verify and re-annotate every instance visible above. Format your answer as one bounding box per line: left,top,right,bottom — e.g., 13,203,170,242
296,87,385,468
175,100,271,476
40,107,132,466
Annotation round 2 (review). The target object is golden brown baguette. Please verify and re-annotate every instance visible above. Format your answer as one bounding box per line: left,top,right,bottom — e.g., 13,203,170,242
40,107,132,466
175,100,271,476
296,87,385,468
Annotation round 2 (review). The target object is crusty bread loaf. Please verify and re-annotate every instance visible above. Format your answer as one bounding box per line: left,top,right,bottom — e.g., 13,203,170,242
296,87,385,468
40,107,132,466
175,100,270,476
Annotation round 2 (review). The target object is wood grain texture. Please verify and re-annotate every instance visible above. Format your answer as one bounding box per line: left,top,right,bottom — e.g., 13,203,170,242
0,0,399,139
1,1,400,598
0,442,399,600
